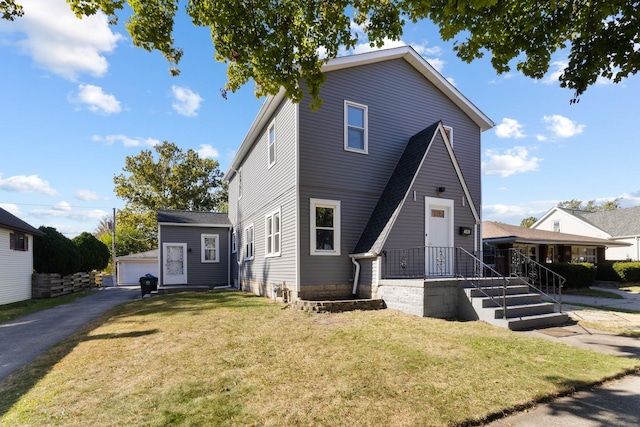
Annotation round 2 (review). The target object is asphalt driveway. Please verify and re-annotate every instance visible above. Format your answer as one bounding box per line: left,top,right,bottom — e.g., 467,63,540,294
0,285,140,381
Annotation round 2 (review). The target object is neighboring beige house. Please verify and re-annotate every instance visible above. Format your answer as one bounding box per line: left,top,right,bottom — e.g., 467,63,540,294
532,206,640,261
0,207,44,305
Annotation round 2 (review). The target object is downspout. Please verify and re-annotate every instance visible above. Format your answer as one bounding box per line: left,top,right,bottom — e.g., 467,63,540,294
227,227,231,286
350,256,361,296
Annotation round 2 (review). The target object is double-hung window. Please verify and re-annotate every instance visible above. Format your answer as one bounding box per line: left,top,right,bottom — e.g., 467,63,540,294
237,169,243,199
201,234,219,263
268,121,276,168
231,230,237,253
344,101,368,154
9,232,27,251
244,224,254,260
265,208,281,257
310,198,341,255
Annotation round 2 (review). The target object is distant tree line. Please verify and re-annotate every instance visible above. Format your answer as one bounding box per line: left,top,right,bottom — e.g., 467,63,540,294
520,198,620,228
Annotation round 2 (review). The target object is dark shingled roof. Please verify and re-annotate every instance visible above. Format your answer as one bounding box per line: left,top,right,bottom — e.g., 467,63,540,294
0,207,44,236
157,209,231,226
562,206,640,237
483,221,630,247
352,122,440,255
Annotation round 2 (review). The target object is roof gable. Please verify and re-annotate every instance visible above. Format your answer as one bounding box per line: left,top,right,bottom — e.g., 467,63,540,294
571,206,640,237
352,122,479,255
224,45,494,180
157,210,231,227
0,207,43,236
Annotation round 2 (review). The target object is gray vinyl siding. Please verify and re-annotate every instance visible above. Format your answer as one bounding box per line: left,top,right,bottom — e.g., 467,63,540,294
298,58,482,286
235,99,298,288
383,132,477,252
159,225,230,285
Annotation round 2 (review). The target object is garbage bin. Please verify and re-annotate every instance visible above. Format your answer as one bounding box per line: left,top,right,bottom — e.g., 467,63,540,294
139,275,158,296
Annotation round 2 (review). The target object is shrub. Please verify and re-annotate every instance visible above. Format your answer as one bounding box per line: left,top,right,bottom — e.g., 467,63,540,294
34,226,80,275
612,262,640,283
595,261,620,281
72,232,110,272
547,262,596,289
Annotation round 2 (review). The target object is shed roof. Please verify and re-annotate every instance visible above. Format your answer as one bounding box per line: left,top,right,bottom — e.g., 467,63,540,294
0,207,44,236
116,249,158,262
482,221,630,247
157,210,231,226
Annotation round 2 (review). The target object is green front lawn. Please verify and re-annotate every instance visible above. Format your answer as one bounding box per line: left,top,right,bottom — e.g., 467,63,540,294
1,292,637,426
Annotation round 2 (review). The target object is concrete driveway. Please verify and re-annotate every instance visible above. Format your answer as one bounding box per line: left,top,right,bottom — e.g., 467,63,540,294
0,285,140,381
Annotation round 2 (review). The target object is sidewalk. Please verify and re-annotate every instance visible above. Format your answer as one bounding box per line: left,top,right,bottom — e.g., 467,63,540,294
0,285,140,381
486,287,640,426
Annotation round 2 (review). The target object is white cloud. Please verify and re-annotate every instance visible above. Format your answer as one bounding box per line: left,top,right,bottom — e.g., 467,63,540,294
536,134,547,141
73,84,121,114
93,134,159,147
75,189,101,201
0,203,21,216
482,146,541,178
0,0,122,80
0,173,57,195
542,61,567,85
30,202,107,221
197,144,219,159
495,118,526,139
171,85,203,117
542,115,585,138
482,200,557,224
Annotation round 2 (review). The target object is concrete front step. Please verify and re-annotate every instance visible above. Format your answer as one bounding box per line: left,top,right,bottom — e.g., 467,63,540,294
480,293,542,308
467,284,530,298
507,312,570,331
494,302,555,319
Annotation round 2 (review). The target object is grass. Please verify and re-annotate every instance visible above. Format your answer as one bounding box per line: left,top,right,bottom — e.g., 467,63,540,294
0,291,93,323
1,291,638,427
563,288,624,299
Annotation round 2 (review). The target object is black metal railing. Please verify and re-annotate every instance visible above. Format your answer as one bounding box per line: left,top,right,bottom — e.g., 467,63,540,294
381,246,458,279
506,248,564,311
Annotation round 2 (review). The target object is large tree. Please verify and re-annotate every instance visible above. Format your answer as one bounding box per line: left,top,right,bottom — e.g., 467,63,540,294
112,141,227,252
5,1,638,107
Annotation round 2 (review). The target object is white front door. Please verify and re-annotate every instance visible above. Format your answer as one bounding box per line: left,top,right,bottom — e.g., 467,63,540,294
424,197,454,276
163,243,187,285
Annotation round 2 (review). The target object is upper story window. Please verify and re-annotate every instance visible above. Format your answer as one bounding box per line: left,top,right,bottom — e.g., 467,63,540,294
265,208,281,257
553,220,560,232
344,101,368,154
201,234,220,263
237,168,243,199
244,224,254,260
268,121,276,168
443,125,453,145
310,198,341,256
10,232,27,251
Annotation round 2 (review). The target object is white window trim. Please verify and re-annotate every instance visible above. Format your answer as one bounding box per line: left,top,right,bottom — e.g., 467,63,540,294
443,125,453,146
201,234,220,263
244,223,254,260
265,207,282,258
344,100,368,154
310,198,341,256
267,120,276,169
237,168,243,200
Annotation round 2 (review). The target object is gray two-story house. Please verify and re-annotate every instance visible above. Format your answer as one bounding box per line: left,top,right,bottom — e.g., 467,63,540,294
224,46,494,301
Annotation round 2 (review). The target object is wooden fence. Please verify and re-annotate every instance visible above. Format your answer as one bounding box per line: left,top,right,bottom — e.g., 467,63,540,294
32,271,104,298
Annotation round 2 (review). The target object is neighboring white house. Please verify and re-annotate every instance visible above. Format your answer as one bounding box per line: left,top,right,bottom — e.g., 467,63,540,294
0,207,44,305
116,249,159,285
532,206,640,261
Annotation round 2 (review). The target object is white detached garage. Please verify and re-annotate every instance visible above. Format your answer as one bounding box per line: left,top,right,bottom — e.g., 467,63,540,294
116,249,159,285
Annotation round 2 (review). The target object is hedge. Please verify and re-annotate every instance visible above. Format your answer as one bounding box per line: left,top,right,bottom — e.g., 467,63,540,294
547,262,596,289
612,262,640,283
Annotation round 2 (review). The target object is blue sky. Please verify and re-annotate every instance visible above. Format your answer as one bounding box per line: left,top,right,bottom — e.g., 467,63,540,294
1,0,639,237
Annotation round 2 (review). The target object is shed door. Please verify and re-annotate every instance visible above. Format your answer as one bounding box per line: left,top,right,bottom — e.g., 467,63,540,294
163,243,187,285
425,197,454,276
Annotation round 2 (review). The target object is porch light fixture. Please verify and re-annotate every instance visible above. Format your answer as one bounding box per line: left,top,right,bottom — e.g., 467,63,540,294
459,226,472,236
436,186,445,195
